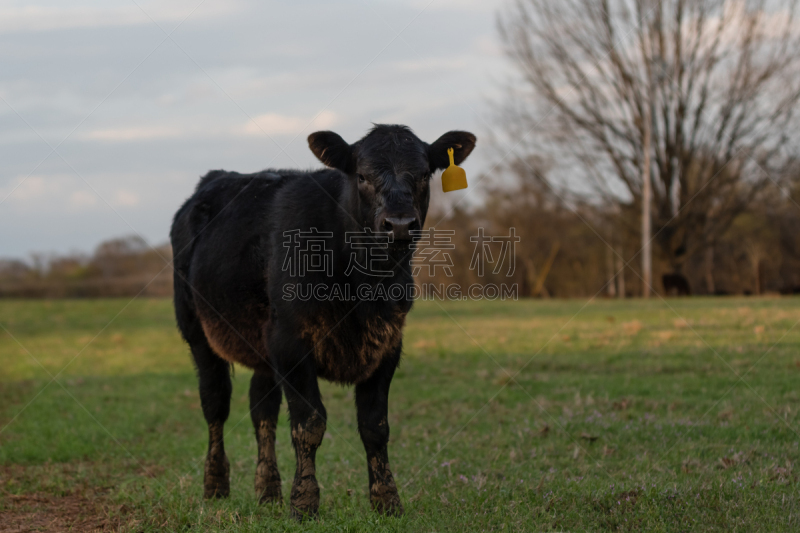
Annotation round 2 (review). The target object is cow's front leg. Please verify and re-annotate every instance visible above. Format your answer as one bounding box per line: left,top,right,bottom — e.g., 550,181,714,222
356,354,403,516
280,355,327,520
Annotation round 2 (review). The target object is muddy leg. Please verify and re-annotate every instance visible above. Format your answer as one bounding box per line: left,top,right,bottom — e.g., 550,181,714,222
356,356,403,516
280,357,326,520
193,342,232,499
250,371,283,504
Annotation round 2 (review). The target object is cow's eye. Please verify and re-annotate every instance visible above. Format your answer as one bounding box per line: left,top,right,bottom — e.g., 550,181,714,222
357,174,366,184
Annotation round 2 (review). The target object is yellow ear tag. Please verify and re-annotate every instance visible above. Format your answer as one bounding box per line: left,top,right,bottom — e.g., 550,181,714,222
441,147,467,192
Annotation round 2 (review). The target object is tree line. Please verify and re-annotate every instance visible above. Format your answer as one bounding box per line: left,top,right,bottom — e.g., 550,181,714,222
2,179,799,299
419,167,800,298
0,236,173,298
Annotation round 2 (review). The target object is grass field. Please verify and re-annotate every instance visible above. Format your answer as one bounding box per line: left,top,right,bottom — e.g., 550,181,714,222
1,297,800,531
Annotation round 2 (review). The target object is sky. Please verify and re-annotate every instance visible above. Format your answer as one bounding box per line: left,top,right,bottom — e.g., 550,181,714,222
0,0,512,258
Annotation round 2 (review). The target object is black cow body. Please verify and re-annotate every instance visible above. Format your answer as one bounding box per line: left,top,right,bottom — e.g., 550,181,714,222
170,125,475,518
662,273,691,296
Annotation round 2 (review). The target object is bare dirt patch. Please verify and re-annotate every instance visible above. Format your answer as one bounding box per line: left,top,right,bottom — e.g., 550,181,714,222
0,463,135,532
0,491,122,532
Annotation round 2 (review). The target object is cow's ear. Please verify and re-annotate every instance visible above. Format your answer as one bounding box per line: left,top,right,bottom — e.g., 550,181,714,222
428,131,476,172
308,131,354,173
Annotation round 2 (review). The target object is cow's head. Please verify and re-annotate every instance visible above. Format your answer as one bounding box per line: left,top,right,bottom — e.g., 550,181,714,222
308,124,476,244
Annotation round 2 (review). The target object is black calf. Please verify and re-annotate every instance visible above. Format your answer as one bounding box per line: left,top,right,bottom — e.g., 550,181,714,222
662,273,691,296
170,124,476,517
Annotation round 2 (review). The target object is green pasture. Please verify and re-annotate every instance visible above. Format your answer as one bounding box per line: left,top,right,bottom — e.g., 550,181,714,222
1,297,799,531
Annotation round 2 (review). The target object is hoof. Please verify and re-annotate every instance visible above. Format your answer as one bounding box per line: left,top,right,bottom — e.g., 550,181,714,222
203,454,230,499
370,479,403,517
255,461,282,504
371,494,404,517
290,475,320,520
290,505,319,521
257,483,283,505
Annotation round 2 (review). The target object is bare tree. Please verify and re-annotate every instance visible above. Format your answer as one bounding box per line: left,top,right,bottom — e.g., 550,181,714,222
498,0,800,278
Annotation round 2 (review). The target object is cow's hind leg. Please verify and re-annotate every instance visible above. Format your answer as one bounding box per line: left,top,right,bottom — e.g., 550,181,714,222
172,245,232,499
356,355,403,516
192,337,232,499
278,353,326,520
250,371,283,504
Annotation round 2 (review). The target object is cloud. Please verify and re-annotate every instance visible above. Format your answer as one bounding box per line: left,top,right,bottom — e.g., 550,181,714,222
69,189,98,208
232,70,352,99
81,111,339,143
392,56,471,74
242,110,338,137
2,175,48,201
1,174,138,212
112,189,140,207
81,126,185,142
406,0,499,12
0,2,238,34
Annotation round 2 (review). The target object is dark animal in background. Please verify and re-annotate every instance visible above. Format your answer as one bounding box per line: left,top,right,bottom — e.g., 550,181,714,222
170,125,476,518
662,273,691,296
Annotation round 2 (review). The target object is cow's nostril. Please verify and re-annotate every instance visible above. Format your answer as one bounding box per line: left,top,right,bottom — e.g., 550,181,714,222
384,216,417,240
